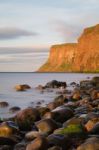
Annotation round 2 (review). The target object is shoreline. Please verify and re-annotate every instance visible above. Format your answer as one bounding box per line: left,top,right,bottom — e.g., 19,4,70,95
0,76,99,150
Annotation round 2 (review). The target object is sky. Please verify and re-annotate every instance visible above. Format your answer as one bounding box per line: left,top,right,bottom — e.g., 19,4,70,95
0,0,99,72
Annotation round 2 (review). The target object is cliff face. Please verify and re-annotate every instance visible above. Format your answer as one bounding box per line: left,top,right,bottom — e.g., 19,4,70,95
72,24,99,72
38,24,99,72
38,44,77,72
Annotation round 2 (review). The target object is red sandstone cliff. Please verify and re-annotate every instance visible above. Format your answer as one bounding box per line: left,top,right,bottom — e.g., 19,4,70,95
38,24,99,72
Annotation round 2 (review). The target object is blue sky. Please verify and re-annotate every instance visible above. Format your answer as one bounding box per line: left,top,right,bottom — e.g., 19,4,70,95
0,0,99,71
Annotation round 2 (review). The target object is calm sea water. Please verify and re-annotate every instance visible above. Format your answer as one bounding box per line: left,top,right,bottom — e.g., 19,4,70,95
0,73,99,118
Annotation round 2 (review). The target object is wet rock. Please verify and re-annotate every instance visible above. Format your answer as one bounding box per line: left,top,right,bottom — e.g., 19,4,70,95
15,108,40,131
43,112,55,120
47,102,59,111
92,76,99,86
84,112,99,123
92,99,99,107
0,102,9,108
72,91,81,101
25,131,46,141
77,137,99,150
54,124,86,138
79,97,90,105
85,118,99,131
80,80,94,89
38,107,50,117
45,80,67,89
35,118,58,134
26,136,48,150
0,121,19,137
47,134,70,150
47,95,68,111
9,107,21,113
75,105,92,115
15,84,31,91
89,122,99,135
91,90,99,100
54,95,67,105
52,106,74,123
63,117,83,127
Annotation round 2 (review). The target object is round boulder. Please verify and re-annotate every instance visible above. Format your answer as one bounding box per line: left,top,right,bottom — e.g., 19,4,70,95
25,131,46,141
9,106,21,113
35,118,58,134
47,134,70,150
26,136,48,150
0,121,19,137
15,108,40,131
77,137,99,150
15,84,31,91
52,106,74,123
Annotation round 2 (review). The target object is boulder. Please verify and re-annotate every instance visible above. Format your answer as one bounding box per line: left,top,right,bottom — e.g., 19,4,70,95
77,137,99,150
0,102,9,108
54,124,86,137
92,76,99,85
72,92,81,101
63,117,83,127
26,136,48,150
15,84,31,91
45,80,67,89
84,112,99,123
52,106,74,123
15,108,40,131
85,118,99,131
47,102,59,111
0,121,19,137
38,107,50,117
25,131,46,141
35,118,58,134
47,134,70,150
9,107,21,113
54,95,67,105
91,90,99,100
80,80,94,89
75,105,92,115
43,112,55,120
89,122,99,135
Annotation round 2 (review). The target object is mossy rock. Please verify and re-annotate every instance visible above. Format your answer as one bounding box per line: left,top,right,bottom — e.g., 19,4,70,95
55,124,86,137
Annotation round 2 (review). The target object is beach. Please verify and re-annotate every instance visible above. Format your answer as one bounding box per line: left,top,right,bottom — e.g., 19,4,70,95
0,73,99,149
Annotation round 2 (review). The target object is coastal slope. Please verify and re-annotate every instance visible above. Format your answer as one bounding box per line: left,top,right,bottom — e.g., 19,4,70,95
38,24,99,72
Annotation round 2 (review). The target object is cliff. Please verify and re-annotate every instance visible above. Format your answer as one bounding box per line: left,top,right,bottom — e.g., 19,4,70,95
38,24,99,72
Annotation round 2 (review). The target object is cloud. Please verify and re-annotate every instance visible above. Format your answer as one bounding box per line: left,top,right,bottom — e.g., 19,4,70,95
0,27,38,40
50,20,82,42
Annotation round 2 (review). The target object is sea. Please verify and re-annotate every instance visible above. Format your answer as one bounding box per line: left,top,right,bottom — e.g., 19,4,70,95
0,73,99,119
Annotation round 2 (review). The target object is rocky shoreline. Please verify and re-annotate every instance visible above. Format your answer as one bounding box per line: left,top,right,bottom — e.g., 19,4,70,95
0,76,99,150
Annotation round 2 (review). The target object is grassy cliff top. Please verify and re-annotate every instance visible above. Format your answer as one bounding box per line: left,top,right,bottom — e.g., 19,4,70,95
51,43,77,49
